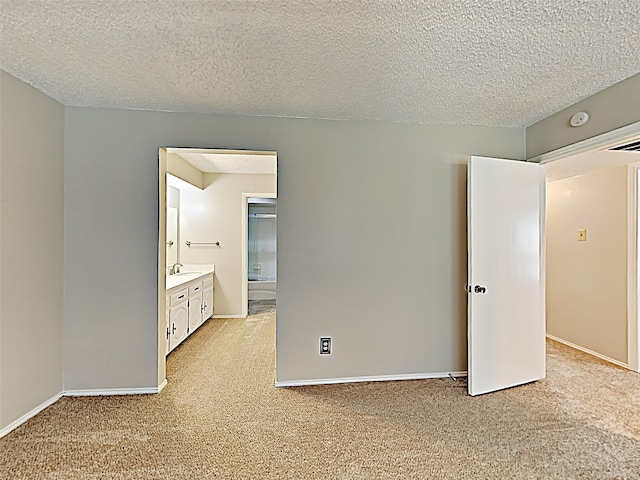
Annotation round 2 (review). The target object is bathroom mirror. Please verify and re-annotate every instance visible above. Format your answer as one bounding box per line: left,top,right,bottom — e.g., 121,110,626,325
166,184,180,268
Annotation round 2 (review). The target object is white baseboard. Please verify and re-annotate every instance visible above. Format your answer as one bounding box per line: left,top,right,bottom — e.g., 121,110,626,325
0,392,62,439
157,379,168,393
63,386,164,397
1,381,169,439
547,334,630,369
275,371,467,388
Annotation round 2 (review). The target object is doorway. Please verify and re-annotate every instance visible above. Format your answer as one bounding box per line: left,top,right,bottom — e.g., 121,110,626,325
536,124,640,373
158,148,278,388
246,196,277,316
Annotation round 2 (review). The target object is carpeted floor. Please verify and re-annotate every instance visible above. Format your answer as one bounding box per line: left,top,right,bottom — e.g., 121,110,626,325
1,306,639,479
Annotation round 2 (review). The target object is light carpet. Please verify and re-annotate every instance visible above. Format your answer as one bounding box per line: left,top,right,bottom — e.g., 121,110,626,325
1,307,639,479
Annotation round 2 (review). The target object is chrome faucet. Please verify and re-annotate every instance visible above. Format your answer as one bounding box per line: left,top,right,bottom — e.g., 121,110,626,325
169,262,183,275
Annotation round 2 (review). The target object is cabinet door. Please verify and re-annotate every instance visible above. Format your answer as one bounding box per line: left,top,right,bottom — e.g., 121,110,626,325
202,286,214,321
188,292,203,332
169,302,188,351
165,307,170,355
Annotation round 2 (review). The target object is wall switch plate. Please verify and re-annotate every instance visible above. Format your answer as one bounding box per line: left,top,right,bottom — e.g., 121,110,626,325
577,228,587,241
320,337,331,355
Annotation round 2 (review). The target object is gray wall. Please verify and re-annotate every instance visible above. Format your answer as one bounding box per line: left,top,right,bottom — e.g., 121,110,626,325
64,107,524,389
527,73,640,159
0,70,64,430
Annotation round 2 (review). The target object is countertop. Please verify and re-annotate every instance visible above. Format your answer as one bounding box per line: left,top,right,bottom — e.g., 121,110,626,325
166,265,215,291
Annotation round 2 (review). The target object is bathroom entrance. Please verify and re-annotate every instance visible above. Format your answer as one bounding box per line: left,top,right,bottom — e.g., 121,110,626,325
245,196,277,316
158,148,277,387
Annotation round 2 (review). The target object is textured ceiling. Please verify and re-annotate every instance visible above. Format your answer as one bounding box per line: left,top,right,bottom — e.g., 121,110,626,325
1,1,639,127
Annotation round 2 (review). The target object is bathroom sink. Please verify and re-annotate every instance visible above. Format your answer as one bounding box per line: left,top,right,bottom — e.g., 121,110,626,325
174,271,203,276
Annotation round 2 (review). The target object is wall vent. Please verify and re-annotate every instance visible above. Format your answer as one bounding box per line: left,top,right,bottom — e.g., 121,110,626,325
608,139,640,152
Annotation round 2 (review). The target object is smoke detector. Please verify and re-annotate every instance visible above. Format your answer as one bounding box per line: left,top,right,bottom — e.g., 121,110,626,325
570,112,589,127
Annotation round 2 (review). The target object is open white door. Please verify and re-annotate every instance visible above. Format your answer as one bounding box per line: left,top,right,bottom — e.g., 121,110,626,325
467,156,546,396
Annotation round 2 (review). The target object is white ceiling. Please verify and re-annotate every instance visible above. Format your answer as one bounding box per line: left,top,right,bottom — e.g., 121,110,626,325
167,148,276,174
1,1,639,127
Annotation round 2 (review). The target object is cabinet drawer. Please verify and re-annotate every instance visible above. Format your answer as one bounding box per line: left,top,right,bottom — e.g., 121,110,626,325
189,281,203,295
170,288,188,307
202,275,213,287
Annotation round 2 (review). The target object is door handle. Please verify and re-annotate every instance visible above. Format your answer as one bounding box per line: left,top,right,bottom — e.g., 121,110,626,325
474,285,487,294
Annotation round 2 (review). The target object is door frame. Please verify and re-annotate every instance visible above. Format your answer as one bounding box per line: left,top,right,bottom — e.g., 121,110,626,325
627,163,640,372
158,148,169,390
241,192,277,318
529,120,640,373
158,149,278,388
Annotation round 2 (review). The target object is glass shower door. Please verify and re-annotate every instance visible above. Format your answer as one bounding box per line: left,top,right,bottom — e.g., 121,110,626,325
248,204,276,282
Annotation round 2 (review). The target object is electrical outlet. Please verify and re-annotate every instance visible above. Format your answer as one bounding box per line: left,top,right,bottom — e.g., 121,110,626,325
320,337,331,355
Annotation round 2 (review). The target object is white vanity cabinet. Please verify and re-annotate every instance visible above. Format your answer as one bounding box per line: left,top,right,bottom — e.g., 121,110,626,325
166,270,215,354
202,275,214,321
188,281,203,332
168,288,189,351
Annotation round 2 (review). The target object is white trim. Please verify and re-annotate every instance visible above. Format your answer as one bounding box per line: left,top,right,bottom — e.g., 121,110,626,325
528,121,640,164
540,163,548,375
242,191,277,319
630,165,640,372
157,379,168,393
0,393,62,439
546,334,630,369
1,381,171,439
167,147,277,158
158,148,169,399
275,371,467,388
63,386,164,397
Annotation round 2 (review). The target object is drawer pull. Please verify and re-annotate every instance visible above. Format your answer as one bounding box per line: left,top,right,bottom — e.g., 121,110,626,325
178,295,185,299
